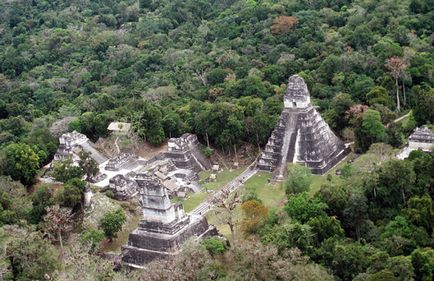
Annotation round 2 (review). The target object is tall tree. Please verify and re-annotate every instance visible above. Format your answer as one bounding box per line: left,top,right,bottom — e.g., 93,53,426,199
43,205,73,262
4,226,60,280
1,143,39,185
211,189,240,243
412,86,434,125
377,160,416,207
52,157,84,182
78,151,99,181
132,103,165,145
100,208,126,242
355,109,386,152
240,199,268,237
285,164,313,195
285,192,328,224
385,57,407,111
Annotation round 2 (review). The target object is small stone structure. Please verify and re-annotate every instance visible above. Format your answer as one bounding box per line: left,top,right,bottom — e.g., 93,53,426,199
166,133,212,172
408,126,434,151
122,174,217,267
107,122,131,135
105,153,139,171
54,131,88,162
397,126,434,159
258,75,349,178
108,175,139,200
54,131,108,165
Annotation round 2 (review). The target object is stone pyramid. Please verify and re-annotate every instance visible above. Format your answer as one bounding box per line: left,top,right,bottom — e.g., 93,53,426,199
257,75,349,179
122,174,217,267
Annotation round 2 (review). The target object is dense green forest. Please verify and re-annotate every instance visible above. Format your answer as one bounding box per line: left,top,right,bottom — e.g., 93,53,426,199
0,0,433,280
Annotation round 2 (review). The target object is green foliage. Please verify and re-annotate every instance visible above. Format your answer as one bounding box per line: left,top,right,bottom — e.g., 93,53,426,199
285,164,313,195
78,151,98,180
412,87,434,125
285,192,328,223
1,143,40,185
381,216,417,240
411,248,434,281
57,179,85,211
408,153,434,197
367,86,393,108
265,222,314,253
0,176,31,225
99,208,126,241
75,112,113,142
403,195,434,234
162,111,183,138
380,216,430,253
52,158,84,182
132,103,165,145
343,190,369,240
207,68,229,85
202,147,214,158
4,227,60,280
307,215,344,246
22,127,58,165
0,0,433,278
317,239,378,281
356,254,415,281
28,185,55,224
386,122,405,148
356,109,386,152
376,160,416,208
81,228,105,251
340,164,353,178
325,93,354,131
316,182,348,221
201,237,227,256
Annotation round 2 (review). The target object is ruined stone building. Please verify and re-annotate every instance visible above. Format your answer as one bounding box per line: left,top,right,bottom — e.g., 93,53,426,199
122,174,217,267
69,132,208,199
54,131,108,165
408,126,434,151
105,153,140,171
397,125,434,159
108,175,139,201
107,122,131,135
258,75,349,178
166,133,212,172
